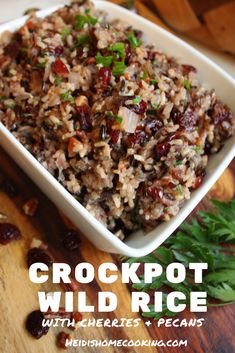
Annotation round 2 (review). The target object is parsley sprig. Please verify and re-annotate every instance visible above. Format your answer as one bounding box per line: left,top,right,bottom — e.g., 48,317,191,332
127,199,235,319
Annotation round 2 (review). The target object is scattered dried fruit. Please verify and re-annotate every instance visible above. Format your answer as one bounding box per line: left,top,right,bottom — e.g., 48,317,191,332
72,311,83,323
44,307,71,319
27,248,53,268
57,331,71,349
26,310,49,339
0,223,21,245
62,230,81,251
23,198,39,216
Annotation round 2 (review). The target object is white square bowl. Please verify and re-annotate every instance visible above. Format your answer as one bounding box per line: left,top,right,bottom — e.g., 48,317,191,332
0,1,235,257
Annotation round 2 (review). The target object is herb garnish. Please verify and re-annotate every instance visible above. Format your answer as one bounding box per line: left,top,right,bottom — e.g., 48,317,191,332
75,13,97,29
61,27,70,39
132,96,142,104
108,42,126,59
95,53,113,67
54,75,62,86
183,79,191,91
127,199,235,319
36,61,47,69
75,34,90,47
112,61,127,76
127,31,142,48
60,91,74,102
107,111,123,124
151,102,160,110
139,69,148,80
194,145,201,152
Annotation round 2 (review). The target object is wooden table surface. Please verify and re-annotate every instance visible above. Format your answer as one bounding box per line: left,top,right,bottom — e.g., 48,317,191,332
0,1,235,353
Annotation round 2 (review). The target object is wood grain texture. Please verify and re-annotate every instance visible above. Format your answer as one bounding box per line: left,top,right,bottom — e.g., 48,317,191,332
0,1,234,352
144,0,235,55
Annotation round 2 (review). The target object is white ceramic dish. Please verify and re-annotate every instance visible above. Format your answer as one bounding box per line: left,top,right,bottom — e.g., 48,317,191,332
0,1,235,257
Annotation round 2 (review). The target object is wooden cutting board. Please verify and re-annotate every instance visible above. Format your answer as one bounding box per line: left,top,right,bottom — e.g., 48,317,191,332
0,1,235,352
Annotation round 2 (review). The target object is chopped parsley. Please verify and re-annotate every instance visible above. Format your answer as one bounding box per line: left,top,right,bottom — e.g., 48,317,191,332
61,27,70,39
176,185,183,195
194,145,201,152
175,160,183,166
4,102,15,109
95,52,113,67
132,96,142,104
151,102,160,110
108,42,126,59
127,199,235,319
183,79,191,91
127,31,142,48
60,91,74,102
139,69,148,80
54,75,62,86
0,95,6,101
150,78,157,86
112,61,126,76
75,14,97,29
107,111,123,124
36,61,47,69
75,34,90,47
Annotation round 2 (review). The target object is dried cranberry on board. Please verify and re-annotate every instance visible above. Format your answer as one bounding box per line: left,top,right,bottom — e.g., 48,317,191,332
72,311,83,323
27,248,53,268
51,59,69,75
98,67,111,85
62,229,81,251
57,331,71,349
0,223,21,245
26,310,49,339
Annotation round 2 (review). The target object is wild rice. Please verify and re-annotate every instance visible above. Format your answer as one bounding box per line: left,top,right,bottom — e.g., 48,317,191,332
0,0,234,238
